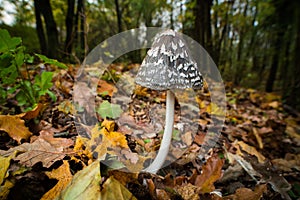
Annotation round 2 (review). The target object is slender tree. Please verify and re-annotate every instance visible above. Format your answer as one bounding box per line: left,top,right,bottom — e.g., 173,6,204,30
34,0,59,58
115,0,122,32
65,0,75,57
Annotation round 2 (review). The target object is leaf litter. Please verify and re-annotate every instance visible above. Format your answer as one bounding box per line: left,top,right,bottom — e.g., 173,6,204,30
0,64,299,199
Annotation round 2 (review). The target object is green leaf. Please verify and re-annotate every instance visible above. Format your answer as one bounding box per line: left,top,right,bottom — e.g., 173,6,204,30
15,48,25,67
34,72,53,91
46,90,57,102
0,29,22,52
1,64,18,85
35,53,67,69
97,101,123,119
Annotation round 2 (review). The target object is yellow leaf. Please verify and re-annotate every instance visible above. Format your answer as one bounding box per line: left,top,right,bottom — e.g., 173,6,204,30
58,161,102,200
16,103,44,120
224,184,267,200
0,115,32,143
134,85,149,97
57,100,76,115
236,141,266,163
92,120,128,149
0,179,14,200
0,156,11,185
100,176,137,200
74,136,93,160
41,161,73,200
105,131,128,148
100,119,115,132
252,128,264,149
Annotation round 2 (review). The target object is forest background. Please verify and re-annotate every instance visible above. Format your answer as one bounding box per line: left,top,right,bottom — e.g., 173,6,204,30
0,0,299,111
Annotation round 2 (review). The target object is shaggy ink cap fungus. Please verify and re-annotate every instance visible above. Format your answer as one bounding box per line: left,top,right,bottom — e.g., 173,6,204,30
135,29,203,90
135,29,203,174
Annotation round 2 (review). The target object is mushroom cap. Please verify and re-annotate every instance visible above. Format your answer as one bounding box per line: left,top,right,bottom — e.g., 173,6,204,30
135,29,203,90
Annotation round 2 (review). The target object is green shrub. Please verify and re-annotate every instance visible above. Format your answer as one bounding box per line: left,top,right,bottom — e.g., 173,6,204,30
0,28,66,112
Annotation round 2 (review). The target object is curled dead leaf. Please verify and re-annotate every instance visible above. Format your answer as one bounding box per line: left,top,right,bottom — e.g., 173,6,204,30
194,154,224,193
0,115,32,144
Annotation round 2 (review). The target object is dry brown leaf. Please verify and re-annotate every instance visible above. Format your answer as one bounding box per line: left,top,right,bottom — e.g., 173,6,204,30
41,160,73,200
97,79,116,96
57,100,77,115
38,130,74,148
194,154,224,193
175,183,199,200
156,189,171,200
108,170,138,187
235,141,266,163
0,115,32,143
16,103,44,120
252,128,263,149
272,153,300,172
11,138,71,168
73,82,96,115
285,125,300,140
223,184,267,200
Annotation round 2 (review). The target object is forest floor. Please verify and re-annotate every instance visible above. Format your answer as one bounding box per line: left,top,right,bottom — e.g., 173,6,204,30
0,64,300,200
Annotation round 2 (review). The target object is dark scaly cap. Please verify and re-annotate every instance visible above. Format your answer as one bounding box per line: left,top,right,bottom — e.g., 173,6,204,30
135,29,203,90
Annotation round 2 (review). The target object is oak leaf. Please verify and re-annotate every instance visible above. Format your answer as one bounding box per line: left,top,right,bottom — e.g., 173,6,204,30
15,138,73,167
41,161,73,200
0,115,32,143
194,154,224,193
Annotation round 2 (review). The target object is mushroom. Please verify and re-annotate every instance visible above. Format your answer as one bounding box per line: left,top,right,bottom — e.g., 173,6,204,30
135,29,203,173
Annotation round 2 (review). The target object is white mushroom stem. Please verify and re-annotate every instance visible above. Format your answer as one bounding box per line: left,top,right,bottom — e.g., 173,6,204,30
145,90,175,173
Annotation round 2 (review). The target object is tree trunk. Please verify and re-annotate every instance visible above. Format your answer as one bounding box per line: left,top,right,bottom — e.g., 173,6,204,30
37,0,59,59
115,0,122,32
74,0,86,61
65,0,75,57
265,33,281,92
79,0,86,59
285,3,300,109
194,0,213,55
34,0,47,55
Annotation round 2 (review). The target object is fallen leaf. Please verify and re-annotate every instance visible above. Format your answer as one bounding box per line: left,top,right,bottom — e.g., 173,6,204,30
0,156,11,185
272,153,300,172
223,184,267,200
97,79,116,96
0,136,73,168
0,179,14,200
100,176,137,200
252,128,263,149
57,161,101,200
38,130,74,149
41,161,73,200
96,120,128,148
73,82,96,115
0,115,32,143
156,189,171,200
285,125,300,140
16,103,44,120
97,100,123,119
235,141,266,163
175,183,199,200
57,100,77,114
194,154,224,193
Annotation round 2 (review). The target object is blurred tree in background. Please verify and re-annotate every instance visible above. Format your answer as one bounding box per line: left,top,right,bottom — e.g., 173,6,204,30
0,0,299,110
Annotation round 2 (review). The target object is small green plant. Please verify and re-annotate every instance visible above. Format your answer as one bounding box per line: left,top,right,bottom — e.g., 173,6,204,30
0,29,67,111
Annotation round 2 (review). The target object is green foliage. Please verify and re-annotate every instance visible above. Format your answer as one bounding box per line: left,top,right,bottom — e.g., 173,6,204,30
0,24,40,53
97,100,123,119
0,28,65,111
